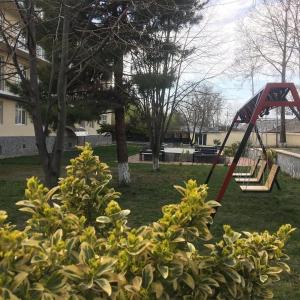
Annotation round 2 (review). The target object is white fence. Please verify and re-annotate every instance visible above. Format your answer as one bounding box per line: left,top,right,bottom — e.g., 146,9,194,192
248,148,300,179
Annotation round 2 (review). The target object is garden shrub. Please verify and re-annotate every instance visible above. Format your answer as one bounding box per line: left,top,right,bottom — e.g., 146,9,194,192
266,149,277,165
0,144,294,299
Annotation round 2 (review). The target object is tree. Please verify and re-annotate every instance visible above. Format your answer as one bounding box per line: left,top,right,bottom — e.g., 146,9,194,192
0,0,131,187
1,0,143,186
179,85,223,145
233,21,264,96
241,0,297,144
132,0,209,170
290,0,300,85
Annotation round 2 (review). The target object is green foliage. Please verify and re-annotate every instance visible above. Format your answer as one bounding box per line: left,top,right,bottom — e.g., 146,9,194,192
0,144,294,299
98,109,149,142
223,142,253,157
213,139,222,147
266,149,277,165
133,73,176,90
224,142,240,157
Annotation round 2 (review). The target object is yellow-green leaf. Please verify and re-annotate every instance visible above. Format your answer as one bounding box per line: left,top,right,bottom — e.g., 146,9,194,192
157,265,169,279
142,264,154,289
95,278,112,296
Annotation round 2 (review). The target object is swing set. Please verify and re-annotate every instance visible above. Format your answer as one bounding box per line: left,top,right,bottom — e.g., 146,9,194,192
205,82,300,208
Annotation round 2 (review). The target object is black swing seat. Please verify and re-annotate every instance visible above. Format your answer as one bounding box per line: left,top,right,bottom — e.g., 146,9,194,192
235,160,267,183
240,164,280,192
233,158,260,177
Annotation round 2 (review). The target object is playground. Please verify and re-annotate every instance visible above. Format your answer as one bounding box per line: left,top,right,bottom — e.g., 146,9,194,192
0,83,300,298
0,142,299,299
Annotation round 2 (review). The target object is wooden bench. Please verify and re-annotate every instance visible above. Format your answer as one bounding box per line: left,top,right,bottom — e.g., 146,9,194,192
233,159,260,177
235,160,267,183
240,164,280,192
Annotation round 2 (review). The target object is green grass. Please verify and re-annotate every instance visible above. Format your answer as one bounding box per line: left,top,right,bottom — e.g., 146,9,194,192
0,144,299,299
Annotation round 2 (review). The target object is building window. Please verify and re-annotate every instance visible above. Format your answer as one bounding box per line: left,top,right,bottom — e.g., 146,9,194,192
15,104,27,125
79,121,85,128
100,114,107,124
0,102,3,124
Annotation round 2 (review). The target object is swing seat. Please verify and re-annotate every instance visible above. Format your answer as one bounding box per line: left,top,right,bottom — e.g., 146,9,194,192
235,160,267,183
240,165,280,192
233,159,260,177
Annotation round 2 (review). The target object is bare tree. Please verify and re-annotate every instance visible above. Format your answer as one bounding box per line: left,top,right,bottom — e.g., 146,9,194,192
241,0,297,145
290,0,300,85
233,21,264,96
179,85,223,145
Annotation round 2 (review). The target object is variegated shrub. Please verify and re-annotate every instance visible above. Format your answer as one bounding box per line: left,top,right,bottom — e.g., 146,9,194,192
0,144,295,299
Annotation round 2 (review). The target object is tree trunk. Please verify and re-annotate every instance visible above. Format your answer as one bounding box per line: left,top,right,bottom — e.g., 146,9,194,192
280,69,287,145
49,1,70,186
115,107,130,184
279,107,286,146
150,109,162,171
279,65,287,143
151,128,161,171
153,154,160,170
26,1,59,187
279,7,289,146
112,2,130,185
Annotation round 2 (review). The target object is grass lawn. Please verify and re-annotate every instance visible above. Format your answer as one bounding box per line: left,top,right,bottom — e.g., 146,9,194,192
0,144,299,299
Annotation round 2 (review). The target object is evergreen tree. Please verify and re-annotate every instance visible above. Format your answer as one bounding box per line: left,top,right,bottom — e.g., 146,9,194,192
132,0,209,169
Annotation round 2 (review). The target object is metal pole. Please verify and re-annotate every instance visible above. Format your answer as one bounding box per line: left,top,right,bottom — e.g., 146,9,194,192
205,115,238,184
215,122,255,205
290,106,300,121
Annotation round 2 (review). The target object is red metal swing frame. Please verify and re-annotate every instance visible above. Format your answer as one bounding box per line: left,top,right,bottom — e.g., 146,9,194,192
205,83,300,214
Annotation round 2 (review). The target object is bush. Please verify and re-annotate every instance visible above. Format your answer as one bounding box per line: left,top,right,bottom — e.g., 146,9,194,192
223,142,240,157
266,149,277,165
223,141,254,158
0,144,294,299
213,139,221,147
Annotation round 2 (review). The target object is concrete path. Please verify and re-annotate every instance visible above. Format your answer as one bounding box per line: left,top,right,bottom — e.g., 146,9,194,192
128,154,255,166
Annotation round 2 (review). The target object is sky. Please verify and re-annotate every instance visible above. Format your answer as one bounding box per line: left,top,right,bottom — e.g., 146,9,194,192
184,0,260,122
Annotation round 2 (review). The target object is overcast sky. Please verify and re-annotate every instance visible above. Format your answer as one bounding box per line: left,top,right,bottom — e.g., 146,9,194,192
184,0,259,121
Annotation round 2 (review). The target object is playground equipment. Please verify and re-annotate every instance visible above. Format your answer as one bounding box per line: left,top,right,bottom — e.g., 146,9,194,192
232,158,260,177
239,164,280,192
235,160,267,183
205,83,300,209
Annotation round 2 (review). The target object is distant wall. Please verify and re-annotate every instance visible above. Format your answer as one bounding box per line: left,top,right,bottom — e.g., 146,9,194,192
206,132,246,146
206,131,300,148
0,135,112,158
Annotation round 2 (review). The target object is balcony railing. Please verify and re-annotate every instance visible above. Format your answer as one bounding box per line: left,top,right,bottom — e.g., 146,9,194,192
0,23,46,60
